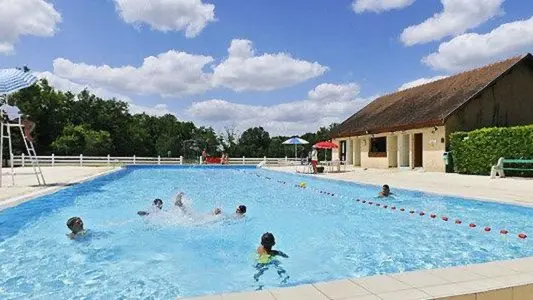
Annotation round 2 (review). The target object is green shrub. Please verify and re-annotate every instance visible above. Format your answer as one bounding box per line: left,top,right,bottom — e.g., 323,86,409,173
450,125,533,176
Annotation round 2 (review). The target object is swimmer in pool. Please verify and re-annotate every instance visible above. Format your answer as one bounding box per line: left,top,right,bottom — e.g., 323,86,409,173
210,205,246,217
137,198,163,216
66,217,87,240
174,192,189,214
379,184,392,197
254,232,289,285
235,205,247,218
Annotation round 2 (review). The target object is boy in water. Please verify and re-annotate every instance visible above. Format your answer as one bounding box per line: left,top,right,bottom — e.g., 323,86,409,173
379,184,392,197
211,205,246,217
137,199,163,216
235,205,246,218
66,217,87,240
254,232,289,285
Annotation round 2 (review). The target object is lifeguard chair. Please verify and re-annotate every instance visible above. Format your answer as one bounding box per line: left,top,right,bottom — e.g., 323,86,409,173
1,102,46,187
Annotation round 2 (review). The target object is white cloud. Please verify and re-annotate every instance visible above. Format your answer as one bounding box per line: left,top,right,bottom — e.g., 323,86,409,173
52,51,214,97
398,75,448,91
35,72,173,117
401,0,504,46
352,0,416,13
308,83,360,102
53,39,328,97
212,39,328,92
187,83,373,136
0,0,61,54
423,16,533,71
114,0,215,38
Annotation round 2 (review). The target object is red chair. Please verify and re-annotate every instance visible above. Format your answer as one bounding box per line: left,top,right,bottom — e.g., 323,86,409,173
205,156,221,164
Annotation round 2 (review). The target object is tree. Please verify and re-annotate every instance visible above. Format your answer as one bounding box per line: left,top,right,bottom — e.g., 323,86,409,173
6,77,341,159
238,127,270,157
52,125,112,155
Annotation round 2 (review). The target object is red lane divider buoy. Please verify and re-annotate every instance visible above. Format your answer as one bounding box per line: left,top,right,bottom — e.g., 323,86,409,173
269,177,530,241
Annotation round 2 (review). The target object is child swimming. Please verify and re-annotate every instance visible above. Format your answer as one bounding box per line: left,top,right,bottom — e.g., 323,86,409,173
66,217,87,240
137,199,163,216
254,232,289,285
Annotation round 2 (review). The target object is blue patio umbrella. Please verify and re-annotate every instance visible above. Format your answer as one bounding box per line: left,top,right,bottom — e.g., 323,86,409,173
0,68,38,96
282,137,309,159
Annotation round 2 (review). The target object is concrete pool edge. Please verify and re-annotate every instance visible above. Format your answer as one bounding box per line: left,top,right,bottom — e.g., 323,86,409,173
0,167,123,211
182,257,533,300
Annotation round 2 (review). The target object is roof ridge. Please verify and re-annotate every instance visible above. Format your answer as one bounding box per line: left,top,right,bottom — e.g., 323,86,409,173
395,54,527,95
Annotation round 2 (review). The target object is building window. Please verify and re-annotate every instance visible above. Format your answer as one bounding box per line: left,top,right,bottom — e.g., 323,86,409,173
369,137,387,157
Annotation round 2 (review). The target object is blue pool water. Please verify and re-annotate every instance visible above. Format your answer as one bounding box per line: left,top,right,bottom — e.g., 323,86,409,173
1,166,533,299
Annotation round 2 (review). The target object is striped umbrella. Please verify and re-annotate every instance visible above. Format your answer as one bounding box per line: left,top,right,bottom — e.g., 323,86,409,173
282,137,309,159
0,68,38,95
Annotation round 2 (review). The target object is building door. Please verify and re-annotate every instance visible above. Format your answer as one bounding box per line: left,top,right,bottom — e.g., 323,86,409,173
353,139,361,166
400,135,410,167
340,140,347,161
414,133,423,168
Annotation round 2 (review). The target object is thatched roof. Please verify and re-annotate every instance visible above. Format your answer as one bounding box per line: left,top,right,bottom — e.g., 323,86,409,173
331,53,532,138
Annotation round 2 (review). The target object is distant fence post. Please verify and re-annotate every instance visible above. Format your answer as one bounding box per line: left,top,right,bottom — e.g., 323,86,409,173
107,154,111,166
158,155,161,165
180,156,183,165
80,154,83,167
242,156,245,164
133,155,136,165
52,153,55,166
264,156,267,165
21,153,25,167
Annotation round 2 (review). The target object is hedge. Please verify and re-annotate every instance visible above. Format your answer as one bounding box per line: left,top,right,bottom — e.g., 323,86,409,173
450,125,533,176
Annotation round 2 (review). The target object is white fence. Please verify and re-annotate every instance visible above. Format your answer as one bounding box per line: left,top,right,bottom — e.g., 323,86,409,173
11,154,302,167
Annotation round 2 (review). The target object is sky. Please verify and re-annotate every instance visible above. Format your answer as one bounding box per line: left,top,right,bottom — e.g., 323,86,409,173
1,0,532,136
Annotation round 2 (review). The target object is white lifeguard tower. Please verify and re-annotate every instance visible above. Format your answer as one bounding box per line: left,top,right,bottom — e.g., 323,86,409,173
0,69,46,187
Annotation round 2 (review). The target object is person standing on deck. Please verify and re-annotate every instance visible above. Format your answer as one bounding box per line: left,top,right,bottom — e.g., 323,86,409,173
311,146,318,174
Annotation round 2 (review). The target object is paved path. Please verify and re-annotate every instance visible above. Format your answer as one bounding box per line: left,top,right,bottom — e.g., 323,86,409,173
0,166,117,210
269,166,533,206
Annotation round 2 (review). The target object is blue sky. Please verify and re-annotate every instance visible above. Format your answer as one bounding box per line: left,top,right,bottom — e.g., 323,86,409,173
1,0,532,135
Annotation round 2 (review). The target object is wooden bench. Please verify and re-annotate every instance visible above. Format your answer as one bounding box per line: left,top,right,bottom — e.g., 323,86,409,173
491,157,533,178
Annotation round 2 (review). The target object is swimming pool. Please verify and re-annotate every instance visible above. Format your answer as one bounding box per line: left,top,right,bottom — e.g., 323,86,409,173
1,166,532,299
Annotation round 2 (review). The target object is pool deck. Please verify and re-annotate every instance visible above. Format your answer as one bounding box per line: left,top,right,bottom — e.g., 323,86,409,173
0,166,118,211
2,165,533,300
